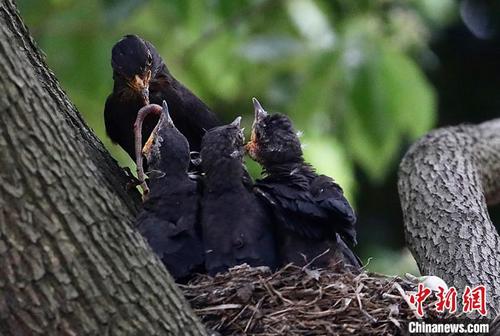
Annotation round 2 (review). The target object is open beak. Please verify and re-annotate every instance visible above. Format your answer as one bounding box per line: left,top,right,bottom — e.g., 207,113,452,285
245,131,258,159
230,116,242,128
246,98,267,159
162,100,175,127
142,133,154,159
141,86,149,102
252,97,268,124
131,70,151,103
142,124,158,160
141,101,171,160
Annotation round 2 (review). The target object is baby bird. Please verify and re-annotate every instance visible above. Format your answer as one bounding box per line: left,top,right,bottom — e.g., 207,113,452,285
134,101,204,282
246,98,361,270
200,117,278,275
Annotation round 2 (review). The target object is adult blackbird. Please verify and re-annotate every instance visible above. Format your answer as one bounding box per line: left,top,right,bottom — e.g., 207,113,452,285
134,101,204,281
104,34,220,162
200,117,278,275
246,98,361,269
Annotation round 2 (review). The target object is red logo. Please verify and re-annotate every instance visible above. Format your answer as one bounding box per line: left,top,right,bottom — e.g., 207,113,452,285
435,286,457,313
409,283,432,317
408,283,487,317
462,285,487,316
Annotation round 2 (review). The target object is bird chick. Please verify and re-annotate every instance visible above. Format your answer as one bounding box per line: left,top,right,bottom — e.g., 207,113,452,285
200,117,278,275
104,34,220,164
246,98,361,270
135,101,204,282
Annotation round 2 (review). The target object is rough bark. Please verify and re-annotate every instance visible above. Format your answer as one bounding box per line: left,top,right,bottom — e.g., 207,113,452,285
0,1,207,335
492,314,500,335
398,120,500,316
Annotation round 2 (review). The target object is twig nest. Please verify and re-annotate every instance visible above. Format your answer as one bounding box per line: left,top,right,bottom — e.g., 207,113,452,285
181,264,442,335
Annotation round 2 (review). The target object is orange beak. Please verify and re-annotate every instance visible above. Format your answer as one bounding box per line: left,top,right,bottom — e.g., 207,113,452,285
130,70,151,102
142,133,154,158
245,129,258,159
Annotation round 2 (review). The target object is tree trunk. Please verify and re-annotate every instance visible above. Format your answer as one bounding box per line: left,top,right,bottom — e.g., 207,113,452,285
398,120,500,316
492,314,500,335
0,1,207,334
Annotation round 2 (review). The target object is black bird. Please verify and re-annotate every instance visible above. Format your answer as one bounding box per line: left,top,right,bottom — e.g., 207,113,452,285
134,101,204,282
104,34,220,162
200,117,278,275
246,98,361,269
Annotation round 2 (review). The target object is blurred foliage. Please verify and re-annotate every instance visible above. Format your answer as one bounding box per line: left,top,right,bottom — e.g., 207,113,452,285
365,248,419,276
18,0,458,274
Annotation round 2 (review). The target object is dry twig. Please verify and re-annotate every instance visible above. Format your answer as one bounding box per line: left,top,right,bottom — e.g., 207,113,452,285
180,264,442,335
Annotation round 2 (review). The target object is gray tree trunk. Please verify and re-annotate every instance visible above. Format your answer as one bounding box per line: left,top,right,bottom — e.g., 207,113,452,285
398,120,500,316
0,1,207,335
492,314,500,335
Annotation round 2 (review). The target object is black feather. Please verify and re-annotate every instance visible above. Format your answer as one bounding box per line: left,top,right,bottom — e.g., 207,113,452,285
249,106,360,269
104,34,221,165
200,123,277,275
135,111,204,282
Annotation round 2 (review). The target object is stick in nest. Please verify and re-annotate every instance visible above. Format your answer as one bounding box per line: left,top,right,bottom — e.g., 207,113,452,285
183,264,443,335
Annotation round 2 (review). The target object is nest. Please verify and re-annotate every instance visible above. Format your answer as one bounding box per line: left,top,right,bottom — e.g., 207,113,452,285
180,264,441,335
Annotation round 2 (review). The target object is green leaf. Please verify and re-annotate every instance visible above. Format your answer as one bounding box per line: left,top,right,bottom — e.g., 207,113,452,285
287,52,340,128
343,99,401,182
413,0,457,25
380,47,436,139
342,37,435,182
189,34,241,100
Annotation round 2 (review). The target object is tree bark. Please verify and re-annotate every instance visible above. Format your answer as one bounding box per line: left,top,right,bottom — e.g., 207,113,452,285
492,314,500,335
398,120,500,316
0,1,207,335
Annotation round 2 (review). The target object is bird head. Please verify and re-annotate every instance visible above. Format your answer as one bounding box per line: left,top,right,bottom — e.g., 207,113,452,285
200,116,245,170
111,35,162,102
246,97,303,166
142,101,190,174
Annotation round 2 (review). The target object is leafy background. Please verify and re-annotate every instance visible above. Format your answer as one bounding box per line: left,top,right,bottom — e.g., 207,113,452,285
18,0,498,275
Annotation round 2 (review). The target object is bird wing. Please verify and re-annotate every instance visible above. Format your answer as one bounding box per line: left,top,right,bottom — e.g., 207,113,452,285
254,179,330,239
149,75,221,152
135,211,204,280
103,94,137,159
255,174,357,246
334,233,363,267
104,94,121,144
310,175,357,246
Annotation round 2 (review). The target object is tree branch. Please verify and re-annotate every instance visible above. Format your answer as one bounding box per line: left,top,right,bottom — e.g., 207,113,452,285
0,1,206,334
398,120,500,316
